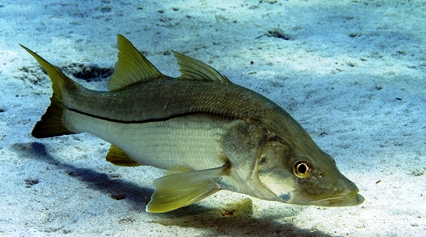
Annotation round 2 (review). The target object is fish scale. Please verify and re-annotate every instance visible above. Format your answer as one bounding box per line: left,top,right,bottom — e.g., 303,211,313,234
20,34,363,213
64,109,229,170
64,77,276,124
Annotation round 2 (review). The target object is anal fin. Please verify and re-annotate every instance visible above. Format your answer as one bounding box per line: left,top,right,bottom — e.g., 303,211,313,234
106,144,140,167
146,165,228,213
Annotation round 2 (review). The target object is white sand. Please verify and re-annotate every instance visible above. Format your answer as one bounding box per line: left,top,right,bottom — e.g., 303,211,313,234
1,0,425,236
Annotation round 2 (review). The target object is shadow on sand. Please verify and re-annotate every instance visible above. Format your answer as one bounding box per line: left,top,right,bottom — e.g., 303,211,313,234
12,142,332,237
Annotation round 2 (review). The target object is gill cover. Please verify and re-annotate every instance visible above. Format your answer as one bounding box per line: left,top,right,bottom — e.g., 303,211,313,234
255,139,297,202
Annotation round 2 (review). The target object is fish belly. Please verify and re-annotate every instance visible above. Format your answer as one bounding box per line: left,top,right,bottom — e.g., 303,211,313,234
63,109,233,170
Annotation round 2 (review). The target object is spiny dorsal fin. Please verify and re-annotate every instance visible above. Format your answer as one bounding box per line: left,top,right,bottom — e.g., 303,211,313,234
106,144,141,167
107,34,163,91
172,51,231,84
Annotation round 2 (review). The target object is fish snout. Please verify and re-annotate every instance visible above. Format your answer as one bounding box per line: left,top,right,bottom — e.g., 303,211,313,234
290,167,364,207
310,173,364,206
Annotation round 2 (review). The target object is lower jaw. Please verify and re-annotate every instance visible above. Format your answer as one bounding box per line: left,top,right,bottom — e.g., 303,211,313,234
307,193,365,207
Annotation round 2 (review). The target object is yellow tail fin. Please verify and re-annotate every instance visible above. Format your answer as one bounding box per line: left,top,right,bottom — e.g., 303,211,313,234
20,44,75,138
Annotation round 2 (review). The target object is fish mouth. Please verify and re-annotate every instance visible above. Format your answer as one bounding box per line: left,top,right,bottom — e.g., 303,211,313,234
309,190,365,207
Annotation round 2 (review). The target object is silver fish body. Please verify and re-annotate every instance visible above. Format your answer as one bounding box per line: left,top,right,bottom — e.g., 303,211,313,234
20,34,364,213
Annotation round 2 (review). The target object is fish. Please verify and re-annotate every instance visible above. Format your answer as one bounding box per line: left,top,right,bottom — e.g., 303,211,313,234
20,34,364,213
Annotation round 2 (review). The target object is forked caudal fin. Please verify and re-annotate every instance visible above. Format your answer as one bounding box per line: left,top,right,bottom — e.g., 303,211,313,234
20,45,77,138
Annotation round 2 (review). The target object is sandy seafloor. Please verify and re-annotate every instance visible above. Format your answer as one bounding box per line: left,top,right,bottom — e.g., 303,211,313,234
0,0,425,236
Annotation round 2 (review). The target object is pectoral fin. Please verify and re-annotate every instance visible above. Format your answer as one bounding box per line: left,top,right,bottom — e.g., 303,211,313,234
146,164,228,213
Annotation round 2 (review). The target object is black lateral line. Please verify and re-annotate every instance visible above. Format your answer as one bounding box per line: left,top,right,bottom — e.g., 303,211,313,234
65,106,235,124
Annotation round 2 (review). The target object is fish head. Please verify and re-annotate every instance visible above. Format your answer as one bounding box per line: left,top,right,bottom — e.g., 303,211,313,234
251,136,364,207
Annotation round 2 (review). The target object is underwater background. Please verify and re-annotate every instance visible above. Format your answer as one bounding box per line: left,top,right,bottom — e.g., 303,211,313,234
0,0,425,236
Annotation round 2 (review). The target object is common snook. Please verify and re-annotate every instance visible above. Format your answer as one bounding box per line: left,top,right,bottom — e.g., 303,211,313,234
21,34,364,213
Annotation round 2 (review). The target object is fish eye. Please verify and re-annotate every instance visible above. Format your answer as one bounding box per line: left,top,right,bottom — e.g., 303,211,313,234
293,161,312,178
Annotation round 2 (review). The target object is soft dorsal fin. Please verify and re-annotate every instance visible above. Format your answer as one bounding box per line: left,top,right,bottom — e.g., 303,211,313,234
106,144,141,167
107,34,163,91
172,51,231,84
